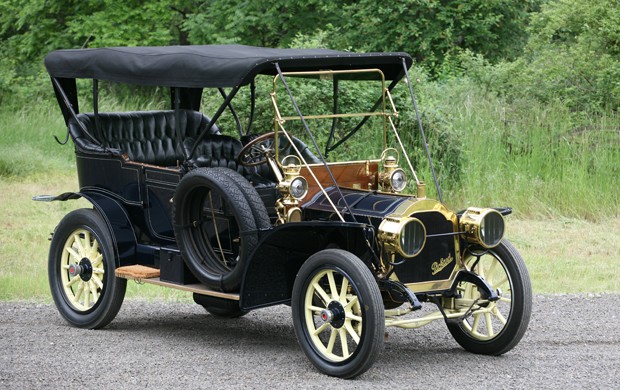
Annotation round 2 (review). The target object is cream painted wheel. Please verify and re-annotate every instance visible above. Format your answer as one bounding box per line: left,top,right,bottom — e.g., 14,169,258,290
292,249,384,378
59,228,105,311
303,268,363,362
447,240,531,355
49,209,126,329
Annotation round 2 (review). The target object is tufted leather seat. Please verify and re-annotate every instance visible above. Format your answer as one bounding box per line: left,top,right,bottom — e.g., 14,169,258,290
183,135,249,176
68,110,220,166
184,135,279,219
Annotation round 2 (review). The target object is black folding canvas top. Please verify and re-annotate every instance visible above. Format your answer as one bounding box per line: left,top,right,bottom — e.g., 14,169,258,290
45,45,413,87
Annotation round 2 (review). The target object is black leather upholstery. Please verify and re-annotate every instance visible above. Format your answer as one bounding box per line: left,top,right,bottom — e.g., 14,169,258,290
183,135,278,212
279,135,322,164
184,135,248,176
68,110,220,166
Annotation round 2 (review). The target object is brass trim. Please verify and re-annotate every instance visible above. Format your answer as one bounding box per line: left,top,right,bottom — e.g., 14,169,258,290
404,265,461,294
378,217,426,258
280,111,390,121
459,207,506,249
275,120,345,222
378,198,463,292
303,159,381,167
272,68,388,163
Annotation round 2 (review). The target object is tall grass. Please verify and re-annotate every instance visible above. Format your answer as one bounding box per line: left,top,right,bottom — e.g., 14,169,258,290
394,77,620,220
1,77,617,220
0,102,75,178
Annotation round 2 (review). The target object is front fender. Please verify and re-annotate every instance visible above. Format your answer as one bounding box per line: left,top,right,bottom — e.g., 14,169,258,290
35,191,137,266
239,221,375,310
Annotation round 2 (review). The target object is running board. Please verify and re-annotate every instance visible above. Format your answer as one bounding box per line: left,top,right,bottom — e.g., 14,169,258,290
115,265,240,301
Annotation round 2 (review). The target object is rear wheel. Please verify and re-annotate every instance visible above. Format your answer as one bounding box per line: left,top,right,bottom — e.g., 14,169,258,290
48,208,126,329
193,293,247,318
446,240,532,355
292,249,384,378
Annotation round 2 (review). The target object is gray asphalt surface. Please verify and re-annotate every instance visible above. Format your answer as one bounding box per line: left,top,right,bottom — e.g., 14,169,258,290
1,294,618,389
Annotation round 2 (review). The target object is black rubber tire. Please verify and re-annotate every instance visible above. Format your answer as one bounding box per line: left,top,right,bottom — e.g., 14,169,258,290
209,167,271,232
291,249,384,378
193,293,248,318
447,240,532,355
173,168,258,292
48,208,127,329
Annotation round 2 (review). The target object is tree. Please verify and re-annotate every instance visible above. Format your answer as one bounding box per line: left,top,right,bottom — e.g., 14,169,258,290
469,0,620,111
524,0,620,110
330,0,537,72
184,0,339,47
0,0,197,100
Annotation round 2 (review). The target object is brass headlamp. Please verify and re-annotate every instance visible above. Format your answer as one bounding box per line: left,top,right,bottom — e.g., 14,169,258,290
378,216,426,258
459,207,505,248
278,155,308,200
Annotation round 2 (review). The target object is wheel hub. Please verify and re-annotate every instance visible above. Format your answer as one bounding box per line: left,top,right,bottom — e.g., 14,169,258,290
69,258,93,281
321,301,346,328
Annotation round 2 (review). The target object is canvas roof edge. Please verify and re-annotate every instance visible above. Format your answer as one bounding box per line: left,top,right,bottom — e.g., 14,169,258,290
44,44,413,88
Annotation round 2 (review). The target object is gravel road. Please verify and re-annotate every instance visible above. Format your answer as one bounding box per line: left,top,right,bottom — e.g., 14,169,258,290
1,294,618,389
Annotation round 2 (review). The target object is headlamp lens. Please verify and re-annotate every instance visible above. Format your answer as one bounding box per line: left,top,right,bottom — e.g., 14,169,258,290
390,169,407,192
400,218,425,257
480,211,504,247
289,176,308,199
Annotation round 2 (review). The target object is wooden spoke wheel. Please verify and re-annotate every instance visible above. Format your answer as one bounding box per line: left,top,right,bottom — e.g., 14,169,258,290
292,249,384,378
447,240,532,355
48,209,126,329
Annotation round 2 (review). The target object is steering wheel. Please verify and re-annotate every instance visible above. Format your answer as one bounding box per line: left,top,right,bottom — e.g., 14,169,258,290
238,132,277,167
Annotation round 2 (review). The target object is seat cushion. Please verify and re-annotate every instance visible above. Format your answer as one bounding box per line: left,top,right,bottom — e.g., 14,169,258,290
184,135,249,176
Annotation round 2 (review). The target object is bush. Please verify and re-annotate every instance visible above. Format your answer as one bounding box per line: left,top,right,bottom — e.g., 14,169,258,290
461,0,620,113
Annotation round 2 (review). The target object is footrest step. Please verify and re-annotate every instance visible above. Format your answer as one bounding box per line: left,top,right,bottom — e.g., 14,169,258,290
115,265,160,279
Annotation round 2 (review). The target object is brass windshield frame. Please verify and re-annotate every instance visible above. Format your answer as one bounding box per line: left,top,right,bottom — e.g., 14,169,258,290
270,68,422,220
271,68,390,165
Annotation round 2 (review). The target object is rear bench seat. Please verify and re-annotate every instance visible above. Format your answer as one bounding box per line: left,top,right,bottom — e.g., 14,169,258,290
66,110,293,220
67,110,221,167
69,110,280,203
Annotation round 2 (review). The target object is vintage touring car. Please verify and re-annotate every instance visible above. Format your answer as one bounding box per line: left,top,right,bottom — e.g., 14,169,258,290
37,45,532,378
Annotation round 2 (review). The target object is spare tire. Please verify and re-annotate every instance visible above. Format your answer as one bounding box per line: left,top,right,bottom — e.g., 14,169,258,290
173,168,258,292
209,167,271,233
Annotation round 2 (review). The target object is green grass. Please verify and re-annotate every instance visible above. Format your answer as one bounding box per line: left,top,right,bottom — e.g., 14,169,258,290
396,78,620,221
0,174,191,301
506,218,620,293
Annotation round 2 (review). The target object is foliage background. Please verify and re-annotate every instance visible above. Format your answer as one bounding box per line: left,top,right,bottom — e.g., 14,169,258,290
0,0,618,297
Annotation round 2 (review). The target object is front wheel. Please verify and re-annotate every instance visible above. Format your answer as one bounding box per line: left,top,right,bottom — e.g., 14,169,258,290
48,209,127,329
292,249,384,378
446,240,532,355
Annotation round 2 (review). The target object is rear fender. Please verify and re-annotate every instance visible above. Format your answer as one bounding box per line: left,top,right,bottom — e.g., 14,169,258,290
239,222,375,310
35,191,137,266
